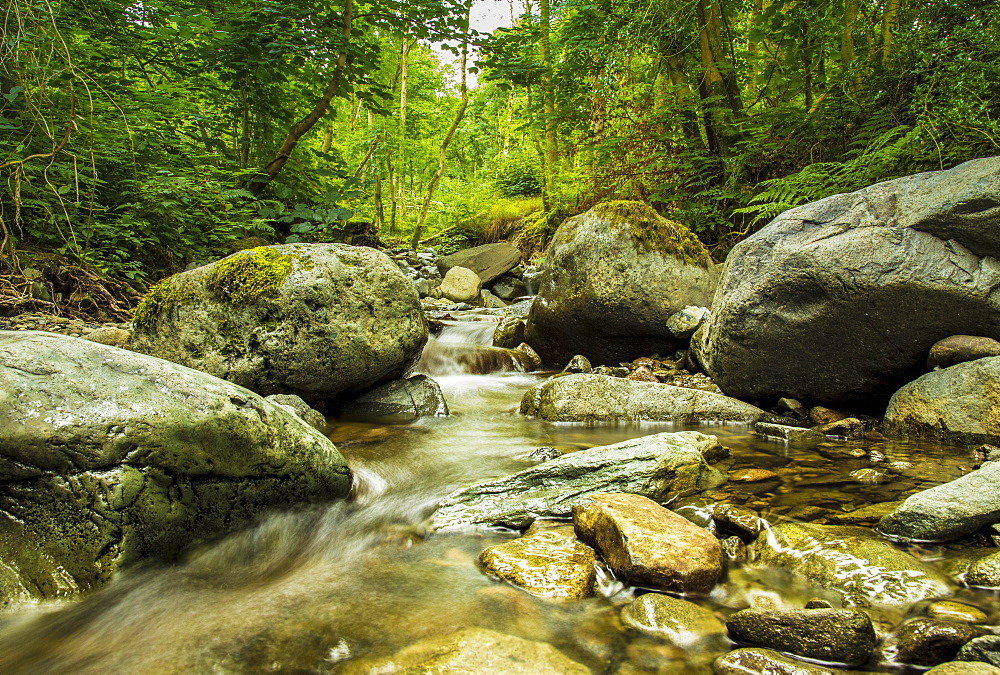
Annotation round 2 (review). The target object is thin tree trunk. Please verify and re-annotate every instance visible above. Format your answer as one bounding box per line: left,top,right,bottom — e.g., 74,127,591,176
411,11,471,249
248,0,353,195
538,0,558,206
396,38,415,229
881,0,902,67
354,136,380,177
386,154,398,233
321,124,334,153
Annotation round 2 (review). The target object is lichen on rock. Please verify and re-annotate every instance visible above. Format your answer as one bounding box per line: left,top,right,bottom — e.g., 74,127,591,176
206,246,296,303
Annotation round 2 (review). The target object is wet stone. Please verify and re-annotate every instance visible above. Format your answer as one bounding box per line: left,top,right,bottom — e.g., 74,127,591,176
726,607,877,666
730,468,779,483
713,647,846,675
754,422,826,443
477,523,597,599
562,354,592,374
810,406,848,425
721,536,748,563
818,417,865,438
573,493,722,594
965,550,1000,588
877,618,988,667
928,601,990,624
711,504,762,540
926,662,1000,674
620,592,728,650
957,635,1000,667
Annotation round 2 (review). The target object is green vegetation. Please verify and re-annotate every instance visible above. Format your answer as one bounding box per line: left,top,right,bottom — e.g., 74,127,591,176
1,0,998,286
207,247,296,303
131,275,195,330
593,202,713,267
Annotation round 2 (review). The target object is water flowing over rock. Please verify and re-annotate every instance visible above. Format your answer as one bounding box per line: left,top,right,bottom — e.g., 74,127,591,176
0,331,351,604
338,374,448,422
714,648,850,675
519,373,770,423
477,522,596,599
431,431,728,529
752,522,952,608
131,244,427,401
620,592,728,649
573,493,723,594
525,201,718,366
698,157,1000,407
885,357,1000,442
342,627,590,674
725,608,877,666
877,461,1000,542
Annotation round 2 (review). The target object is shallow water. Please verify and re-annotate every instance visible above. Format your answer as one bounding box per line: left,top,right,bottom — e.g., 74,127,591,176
0,323,996,673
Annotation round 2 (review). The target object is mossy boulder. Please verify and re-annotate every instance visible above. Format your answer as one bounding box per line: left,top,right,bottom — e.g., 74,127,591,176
0,331,350,606
525,201,717,366
131,244,427,401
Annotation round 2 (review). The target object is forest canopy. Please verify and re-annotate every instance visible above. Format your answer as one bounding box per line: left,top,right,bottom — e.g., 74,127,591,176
1,0,998,282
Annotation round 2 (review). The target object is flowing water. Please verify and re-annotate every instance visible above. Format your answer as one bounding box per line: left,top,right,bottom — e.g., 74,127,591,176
0,319,996,673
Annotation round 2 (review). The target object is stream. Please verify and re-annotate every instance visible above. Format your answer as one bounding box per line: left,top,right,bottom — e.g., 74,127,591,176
0,317,995,673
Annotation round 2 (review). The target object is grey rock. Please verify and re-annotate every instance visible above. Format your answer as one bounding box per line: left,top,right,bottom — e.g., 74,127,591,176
437,243,522,284
0,331,350,605
699,157,1000,406
751,522,952,608
621,593,728,649
439,266,482,303
264,394,327,431
521,265,542,294
519,373,770,423
928,335,1000,370
713,648,846,675
131,244,427,401
490,275,527,300
726,608,877,666
754,422,826,443
338,374,448,422
525,201,717,366
84,326,132,349
964,549,1000,587
878,618,988,667
886,357,1000,442
432,431,728,529
480,289,507,308
877,461,1000,542
667,305,710,339
958,636,1000,667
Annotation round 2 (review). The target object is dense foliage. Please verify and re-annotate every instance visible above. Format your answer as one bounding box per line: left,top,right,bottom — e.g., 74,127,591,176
2,0,998,282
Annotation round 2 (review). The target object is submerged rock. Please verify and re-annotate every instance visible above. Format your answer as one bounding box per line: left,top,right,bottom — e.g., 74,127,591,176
573,493,722,594
338,374,448,422
726,607,877,666
0,331,351,605
752,522,952,608
477,522,596,599
698,157,1000,407
620,592,728,650
519,373,769,423
713,647,847,675
343,627,589,675
131,244,427,401
432,431,728,529
877,462,1000,542
886,357,1000,442
927,601,989,624
877,618,988,668
525,201,717,366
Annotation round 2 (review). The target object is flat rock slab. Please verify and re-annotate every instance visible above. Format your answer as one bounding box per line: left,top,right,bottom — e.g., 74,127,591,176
437,243,522,284
752,522,952,608
431,431,728,530
341,627,590,675
878,461,1000,542
726,608,876,666
477,523,596,599
520,373,770,423
573,493,722,594
621,592,728,650
0,331,350,604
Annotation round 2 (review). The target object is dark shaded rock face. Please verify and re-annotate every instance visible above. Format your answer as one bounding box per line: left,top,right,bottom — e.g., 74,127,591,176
131,244,427,402
525,201,717,366
0,331,351,606
698,157,1000,407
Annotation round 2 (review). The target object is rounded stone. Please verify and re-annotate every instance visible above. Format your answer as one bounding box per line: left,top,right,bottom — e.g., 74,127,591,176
877,618,988,667
620,593,728,650
927,602,989,624
725,607,877,666
440,265,483,303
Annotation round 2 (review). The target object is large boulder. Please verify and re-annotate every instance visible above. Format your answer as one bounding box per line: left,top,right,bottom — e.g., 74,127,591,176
885,357,1000,442
877,461,1000,542
437,243,522,284
131,244,427,401
0,331,351,605
698,157,1000,407
432,431,728,529
520,373,770,423
525,201,717,366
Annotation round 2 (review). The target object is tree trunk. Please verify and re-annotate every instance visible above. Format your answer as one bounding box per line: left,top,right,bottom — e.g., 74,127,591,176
881,0,902,67
396,38,415,229
538,0,558,204
411,11,471,249
248,0,353,196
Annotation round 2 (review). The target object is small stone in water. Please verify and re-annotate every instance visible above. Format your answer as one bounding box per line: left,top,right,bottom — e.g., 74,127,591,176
730,468,779,483
528,446,562,461
876,618,988,667
721,536,747,563
850,468,889,484
927,601,989,624
711,504,762,540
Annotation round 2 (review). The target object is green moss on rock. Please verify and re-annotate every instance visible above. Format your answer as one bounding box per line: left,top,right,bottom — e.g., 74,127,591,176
131,274,196,330
592,200,713,268
207,246,295,303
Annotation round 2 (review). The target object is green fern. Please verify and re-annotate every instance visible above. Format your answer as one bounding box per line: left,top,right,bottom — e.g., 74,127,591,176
734,125,923,225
